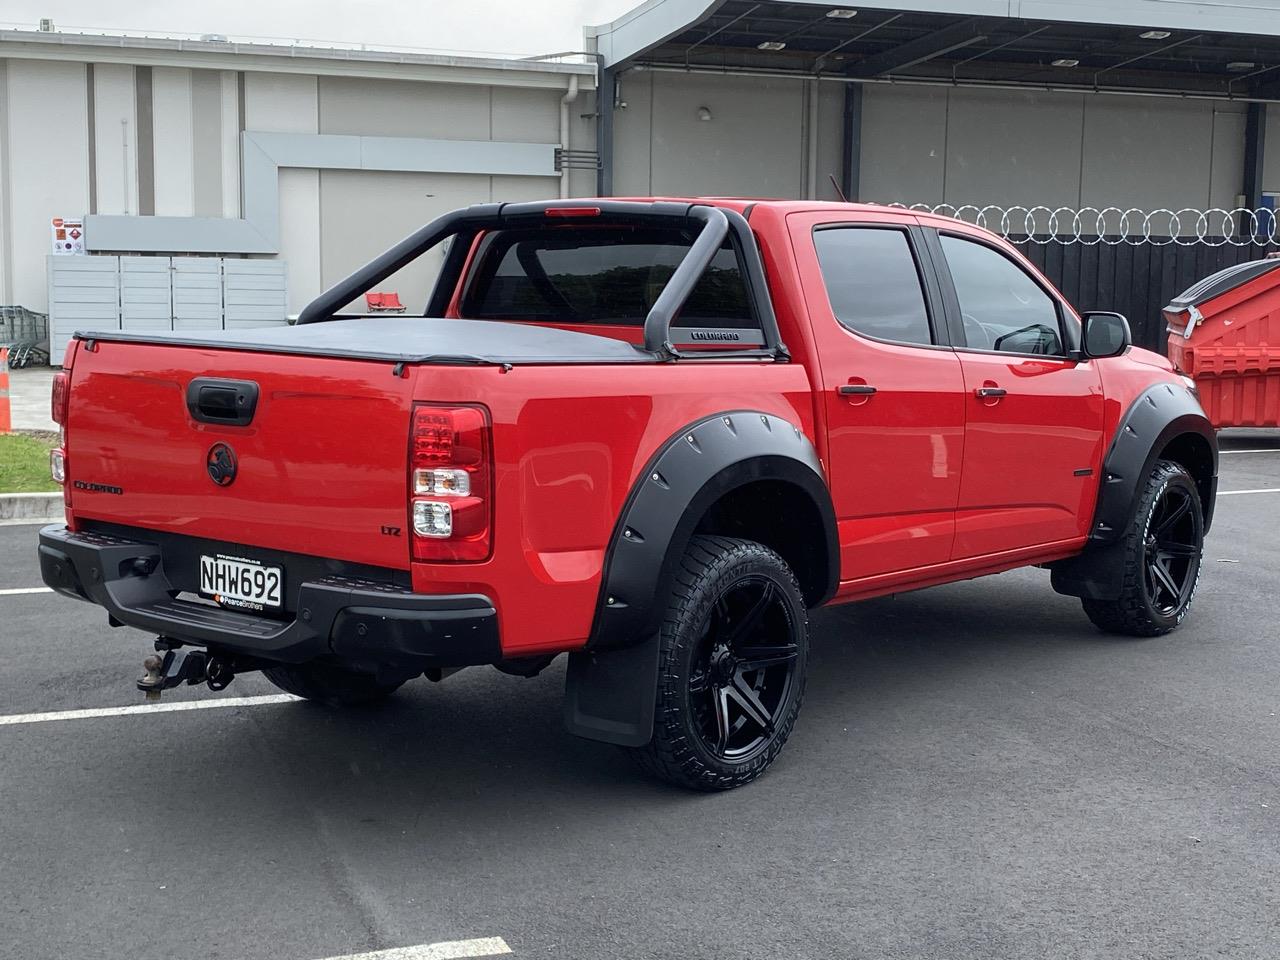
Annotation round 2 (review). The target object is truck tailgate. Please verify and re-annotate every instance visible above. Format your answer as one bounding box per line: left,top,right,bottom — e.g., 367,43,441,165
65,341,415,570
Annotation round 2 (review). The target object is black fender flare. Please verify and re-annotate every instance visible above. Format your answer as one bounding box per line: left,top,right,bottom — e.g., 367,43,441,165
1051,381,1217,600
563,410,838,747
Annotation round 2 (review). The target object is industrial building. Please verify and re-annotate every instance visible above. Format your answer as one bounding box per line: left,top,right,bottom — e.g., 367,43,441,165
0,28,597,346
1,0,1279,344
590,0,1280,211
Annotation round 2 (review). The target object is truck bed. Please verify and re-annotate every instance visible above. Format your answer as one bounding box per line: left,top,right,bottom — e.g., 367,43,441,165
74,316,655,365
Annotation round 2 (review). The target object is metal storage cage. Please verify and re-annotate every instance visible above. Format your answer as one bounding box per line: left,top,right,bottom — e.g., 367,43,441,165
0,305,50,367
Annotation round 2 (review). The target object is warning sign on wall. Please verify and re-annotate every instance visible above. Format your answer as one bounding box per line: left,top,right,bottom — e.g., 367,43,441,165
51,216,86,256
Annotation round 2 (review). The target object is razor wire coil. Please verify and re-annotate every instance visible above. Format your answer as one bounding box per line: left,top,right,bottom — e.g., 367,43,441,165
884,204,1280,247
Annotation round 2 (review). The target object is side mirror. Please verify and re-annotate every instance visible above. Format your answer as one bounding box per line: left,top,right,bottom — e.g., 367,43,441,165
1081,311,1131,359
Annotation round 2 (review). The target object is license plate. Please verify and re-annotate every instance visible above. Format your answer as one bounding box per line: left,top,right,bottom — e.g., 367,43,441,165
199,554,283,611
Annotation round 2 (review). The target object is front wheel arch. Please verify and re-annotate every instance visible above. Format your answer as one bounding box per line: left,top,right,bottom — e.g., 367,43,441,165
1090,384,1217,544
1052,383,1217,602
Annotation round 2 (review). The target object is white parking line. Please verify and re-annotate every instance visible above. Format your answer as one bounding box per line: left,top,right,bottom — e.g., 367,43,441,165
1220,449,1280,455
0,694,301,727
0,587,52,596
1219,488,1280,496
314,939,512,960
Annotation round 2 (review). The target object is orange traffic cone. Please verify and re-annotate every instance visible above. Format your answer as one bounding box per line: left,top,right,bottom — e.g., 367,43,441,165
0,347,10,433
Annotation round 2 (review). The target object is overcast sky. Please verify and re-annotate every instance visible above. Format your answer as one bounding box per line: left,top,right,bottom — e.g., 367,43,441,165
0,1,638,57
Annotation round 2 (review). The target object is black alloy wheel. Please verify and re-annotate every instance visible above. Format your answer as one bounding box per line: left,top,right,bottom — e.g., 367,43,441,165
689,575,800,764
1082,459,1205,637
629,535,809,790
1142,481,1201,617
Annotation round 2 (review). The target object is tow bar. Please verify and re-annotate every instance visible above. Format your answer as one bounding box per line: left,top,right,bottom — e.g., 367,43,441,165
137,641,237,701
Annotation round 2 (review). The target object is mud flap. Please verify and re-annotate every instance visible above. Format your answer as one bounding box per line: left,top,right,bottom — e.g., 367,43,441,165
1049,540,1126,600
563,636,661,747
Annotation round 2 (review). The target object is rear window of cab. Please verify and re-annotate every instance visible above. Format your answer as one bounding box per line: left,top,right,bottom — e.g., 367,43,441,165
459,225,756,328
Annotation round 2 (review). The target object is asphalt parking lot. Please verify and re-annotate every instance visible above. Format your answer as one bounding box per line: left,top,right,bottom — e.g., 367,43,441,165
2,433,1279,960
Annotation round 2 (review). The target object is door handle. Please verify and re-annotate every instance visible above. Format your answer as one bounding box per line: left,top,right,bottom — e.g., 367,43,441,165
974,386,1007,399
187,378,260,426
838,384,878,396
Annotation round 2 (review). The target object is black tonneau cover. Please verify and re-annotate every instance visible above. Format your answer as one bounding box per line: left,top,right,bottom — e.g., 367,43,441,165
74,316,655,365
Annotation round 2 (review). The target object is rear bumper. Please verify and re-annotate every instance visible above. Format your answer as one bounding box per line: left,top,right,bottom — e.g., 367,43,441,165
38,524,501,667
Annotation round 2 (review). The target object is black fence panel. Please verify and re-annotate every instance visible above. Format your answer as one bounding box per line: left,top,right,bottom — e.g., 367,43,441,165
1015,238,1277,353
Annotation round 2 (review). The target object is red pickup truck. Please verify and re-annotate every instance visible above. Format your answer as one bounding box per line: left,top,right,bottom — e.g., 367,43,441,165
39,199,1217,790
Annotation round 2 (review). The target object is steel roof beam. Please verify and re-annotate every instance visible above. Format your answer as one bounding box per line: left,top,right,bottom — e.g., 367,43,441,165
846,18,988,78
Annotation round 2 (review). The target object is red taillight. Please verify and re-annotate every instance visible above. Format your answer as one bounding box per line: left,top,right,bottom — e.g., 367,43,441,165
409,404,492,562
544,206,601,218
51,371,69,426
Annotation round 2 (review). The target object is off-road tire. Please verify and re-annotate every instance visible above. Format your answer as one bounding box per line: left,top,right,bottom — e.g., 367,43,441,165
262,661,405,707
629,535,809,791
1082,459,1204,637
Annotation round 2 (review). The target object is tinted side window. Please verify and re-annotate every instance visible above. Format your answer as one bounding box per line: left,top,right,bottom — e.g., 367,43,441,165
813,227,933,345
940,235,1064,356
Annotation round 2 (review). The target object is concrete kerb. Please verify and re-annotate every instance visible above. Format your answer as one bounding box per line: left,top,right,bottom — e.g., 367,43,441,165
0,492,61,524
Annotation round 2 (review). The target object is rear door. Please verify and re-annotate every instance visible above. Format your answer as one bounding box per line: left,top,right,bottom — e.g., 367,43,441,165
926,228,1105,557
788,211,965,581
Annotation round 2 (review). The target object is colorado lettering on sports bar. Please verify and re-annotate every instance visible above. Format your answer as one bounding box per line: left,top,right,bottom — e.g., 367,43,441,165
38,198,1217,791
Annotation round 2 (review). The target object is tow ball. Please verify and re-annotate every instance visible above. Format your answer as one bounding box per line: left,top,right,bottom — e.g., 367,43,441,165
137,642,235,701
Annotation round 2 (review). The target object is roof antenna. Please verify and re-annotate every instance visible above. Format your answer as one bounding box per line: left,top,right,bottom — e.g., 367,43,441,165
828,174,848,203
